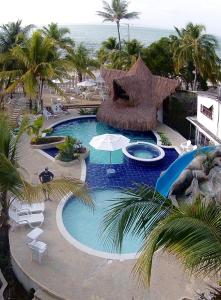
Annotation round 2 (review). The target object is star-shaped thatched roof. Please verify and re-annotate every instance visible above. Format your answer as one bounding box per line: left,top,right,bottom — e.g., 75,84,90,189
97,58,179,131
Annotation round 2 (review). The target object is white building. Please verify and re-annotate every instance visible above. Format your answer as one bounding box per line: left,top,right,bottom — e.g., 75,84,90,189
187,90,221,146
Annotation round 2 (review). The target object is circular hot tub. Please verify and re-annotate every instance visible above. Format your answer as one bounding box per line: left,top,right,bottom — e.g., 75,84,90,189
122,142,165,164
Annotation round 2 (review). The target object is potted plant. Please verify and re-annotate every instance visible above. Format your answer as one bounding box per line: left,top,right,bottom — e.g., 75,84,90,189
56,136,79,165
28,116,65,149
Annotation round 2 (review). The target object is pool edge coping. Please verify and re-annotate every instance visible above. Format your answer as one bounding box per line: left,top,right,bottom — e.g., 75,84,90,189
42,116,178,260
56,193,139,261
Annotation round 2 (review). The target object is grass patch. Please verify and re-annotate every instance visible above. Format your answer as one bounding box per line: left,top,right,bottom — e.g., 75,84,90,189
157,131,172,146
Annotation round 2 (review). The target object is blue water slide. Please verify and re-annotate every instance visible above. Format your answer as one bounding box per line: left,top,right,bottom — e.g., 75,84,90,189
155,146,215,198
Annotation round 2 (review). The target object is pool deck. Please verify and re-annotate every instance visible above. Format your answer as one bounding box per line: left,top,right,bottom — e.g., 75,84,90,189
10,113,214,300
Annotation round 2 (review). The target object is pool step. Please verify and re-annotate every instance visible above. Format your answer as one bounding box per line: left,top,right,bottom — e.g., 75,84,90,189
34,288,64,300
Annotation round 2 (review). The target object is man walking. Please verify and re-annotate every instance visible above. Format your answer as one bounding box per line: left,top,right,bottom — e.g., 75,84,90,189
39,167,54,201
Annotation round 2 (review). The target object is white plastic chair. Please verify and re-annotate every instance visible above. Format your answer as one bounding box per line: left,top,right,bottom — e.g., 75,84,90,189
180,140,192,152
26,228,43,244
28,240,48,264
10,197,45,214
9,209,44,229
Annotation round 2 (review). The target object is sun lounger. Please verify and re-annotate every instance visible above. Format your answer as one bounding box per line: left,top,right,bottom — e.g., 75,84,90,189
9,209,44,229
43,108,53,120
10,197,45,214
51,103,69,115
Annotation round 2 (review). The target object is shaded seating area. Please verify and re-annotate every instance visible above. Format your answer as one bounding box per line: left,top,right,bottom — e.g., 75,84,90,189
97,58,179,131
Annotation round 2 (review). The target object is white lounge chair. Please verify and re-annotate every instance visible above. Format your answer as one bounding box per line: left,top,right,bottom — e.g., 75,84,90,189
43,108,53,120
51,103,69,115
9,209,44,229
10,197,45,214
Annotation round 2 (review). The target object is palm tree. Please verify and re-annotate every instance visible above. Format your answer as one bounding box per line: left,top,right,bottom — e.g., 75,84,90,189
102,185,221,286
0,31,68,111
171,23,220,90
0,19,34,53
0,20,34,108
0,113,92,228
123,38,143,56
0,112,92,297
108,48,136,70
41,22,74,49
97,0,140,50
66,43,97,82
102,36,119,50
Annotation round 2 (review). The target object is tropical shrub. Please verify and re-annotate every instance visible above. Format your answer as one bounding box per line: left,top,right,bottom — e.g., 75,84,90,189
27,116,54,144
56,136,79,162
157,131,172,146
31,136,63,145
79,107,98,115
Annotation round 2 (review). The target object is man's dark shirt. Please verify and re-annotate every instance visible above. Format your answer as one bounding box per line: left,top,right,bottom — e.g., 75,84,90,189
39,171,54,183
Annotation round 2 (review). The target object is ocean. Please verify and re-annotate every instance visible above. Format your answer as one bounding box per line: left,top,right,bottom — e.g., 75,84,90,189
65,24,221,55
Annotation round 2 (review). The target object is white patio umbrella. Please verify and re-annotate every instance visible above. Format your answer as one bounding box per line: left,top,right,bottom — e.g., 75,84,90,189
90,134,130,171
77,80,96,88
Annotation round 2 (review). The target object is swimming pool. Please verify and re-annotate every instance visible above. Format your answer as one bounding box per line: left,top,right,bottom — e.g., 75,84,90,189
62,189,142,257
48,117,156,164
52,117,178,258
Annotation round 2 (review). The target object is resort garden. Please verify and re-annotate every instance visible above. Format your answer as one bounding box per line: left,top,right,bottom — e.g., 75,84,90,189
0,1,221,298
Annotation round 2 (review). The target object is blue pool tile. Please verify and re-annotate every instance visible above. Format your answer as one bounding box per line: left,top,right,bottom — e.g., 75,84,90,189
86,148,179,189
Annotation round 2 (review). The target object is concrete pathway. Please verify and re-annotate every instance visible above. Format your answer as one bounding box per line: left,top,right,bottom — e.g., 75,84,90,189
10,200,212,300
9,114,214,300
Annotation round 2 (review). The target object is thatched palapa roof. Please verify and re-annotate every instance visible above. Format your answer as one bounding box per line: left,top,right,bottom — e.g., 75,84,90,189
97,58,179,131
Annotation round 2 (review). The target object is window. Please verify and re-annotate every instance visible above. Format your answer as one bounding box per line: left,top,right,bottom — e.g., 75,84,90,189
200,104,213,120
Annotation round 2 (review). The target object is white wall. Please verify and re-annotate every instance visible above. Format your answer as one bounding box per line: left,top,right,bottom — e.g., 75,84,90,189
197,95,220,138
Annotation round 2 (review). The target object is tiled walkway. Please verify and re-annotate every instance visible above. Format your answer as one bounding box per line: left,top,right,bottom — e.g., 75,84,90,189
87,148,178,189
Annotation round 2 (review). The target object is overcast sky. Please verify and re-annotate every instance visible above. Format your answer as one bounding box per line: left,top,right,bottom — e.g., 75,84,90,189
1,0,221,35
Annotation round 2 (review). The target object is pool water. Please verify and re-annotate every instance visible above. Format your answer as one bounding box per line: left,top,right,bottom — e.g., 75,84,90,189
132,150,153,159
50,117,156,164
62,189,143,254
51,117,178,257
128,145,160,159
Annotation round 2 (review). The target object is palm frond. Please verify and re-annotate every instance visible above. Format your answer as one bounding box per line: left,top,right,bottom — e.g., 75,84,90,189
134,199,221,286
101,185,172,252
20,177,93,207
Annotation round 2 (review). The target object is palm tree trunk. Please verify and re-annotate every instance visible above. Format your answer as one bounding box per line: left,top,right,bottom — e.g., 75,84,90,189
0,95,5,110
29,98,32,111
116,21,121,51
39,79,44,111
193,67,198,91
0,191,17,299
77,71,83,82
0,191,9,229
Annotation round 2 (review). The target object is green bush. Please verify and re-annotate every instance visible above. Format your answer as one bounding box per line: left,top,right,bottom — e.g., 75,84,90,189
157,131,172,146
31,136,63,145
56,136,79,162
79,107,98,115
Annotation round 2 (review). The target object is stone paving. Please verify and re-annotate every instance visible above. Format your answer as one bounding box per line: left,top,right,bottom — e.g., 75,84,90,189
9,114,214,300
